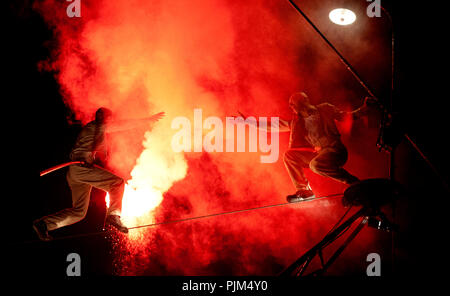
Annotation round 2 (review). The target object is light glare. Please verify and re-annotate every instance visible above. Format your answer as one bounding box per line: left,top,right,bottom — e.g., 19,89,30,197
329,8,356,26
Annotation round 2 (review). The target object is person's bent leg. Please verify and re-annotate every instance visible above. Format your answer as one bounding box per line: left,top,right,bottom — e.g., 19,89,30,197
105,177,124,216
78,167,125,216
75,166,127,232
39,182,91,232
309,146,359,185
283,149,316,201
283,149,315,190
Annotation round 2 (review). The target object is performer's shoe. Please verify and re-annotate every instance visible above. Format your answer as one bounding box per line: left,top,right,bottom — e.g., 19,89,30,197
106,215,129,233
286,189,315,203
32,220,53,241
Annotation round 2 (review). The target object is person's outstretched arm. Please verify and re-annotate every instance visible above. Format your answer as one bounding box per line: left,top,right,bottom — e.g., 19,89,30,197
237,110,290,132
327,97,375,121
348,97,376,120
106,112,165,132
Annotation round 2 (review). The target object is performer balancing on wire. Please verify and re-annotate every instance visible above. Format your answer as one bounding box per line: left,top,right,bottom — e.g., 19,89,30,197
239,91,374,203
33,107,165,241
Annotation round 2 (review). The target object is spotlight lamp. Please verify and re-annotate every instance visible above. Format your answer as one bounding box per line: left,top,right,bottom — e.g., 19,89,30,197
329,8,356,25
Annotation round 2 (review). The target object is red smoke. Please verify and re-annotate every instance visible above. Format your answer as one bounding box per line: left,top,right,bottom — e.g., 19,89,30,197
35,0,388,275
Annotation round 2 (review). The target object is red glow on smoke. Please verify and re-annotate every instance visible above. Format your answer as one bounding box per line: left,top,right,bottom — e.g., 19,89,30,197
35,0,387,275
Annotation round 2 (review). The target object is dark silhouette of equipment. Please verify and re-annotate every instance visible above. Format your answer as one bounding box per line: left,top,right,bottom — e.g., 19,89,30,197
280,178,402,277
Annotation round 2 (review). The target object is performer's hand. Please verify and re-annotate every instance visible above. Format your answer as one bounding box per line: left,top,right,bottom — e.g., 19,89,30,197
363,97,377,107
82,152,95,168
150,112,166,122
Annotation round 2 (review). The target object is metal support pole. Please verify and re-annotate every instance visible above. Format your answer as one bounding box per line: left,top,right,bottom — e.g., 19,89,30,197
320,216,368,274
281,207,368,276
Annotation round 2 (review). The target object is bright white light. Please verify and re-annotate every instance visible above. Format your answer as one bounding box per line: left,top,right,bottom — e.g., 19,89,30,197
329,8,356,26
